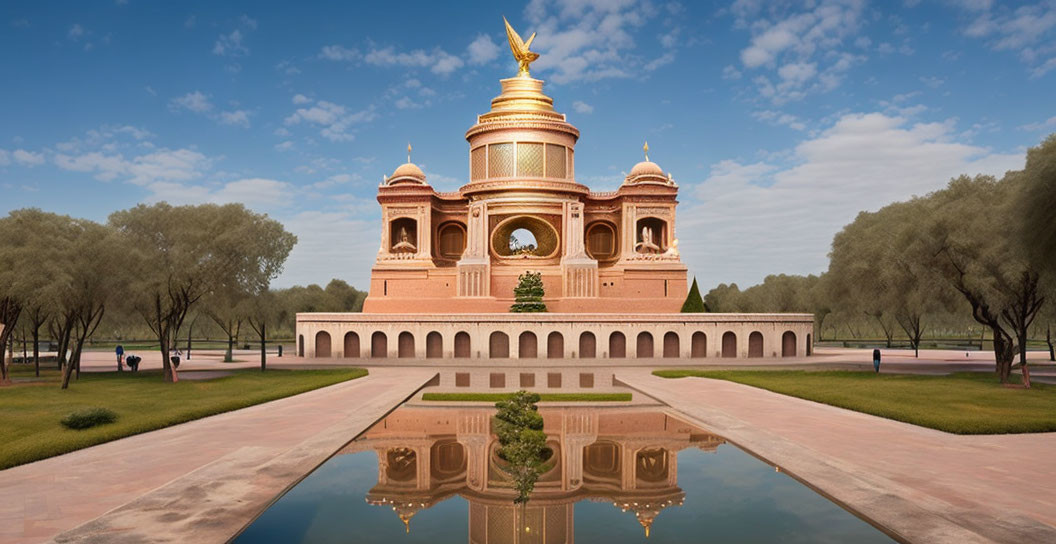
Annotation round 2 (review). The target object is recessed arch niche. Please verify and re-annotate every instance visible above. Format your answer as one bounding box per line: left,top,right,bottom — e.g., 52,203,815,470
585,221,618,262
490,215,560,259
389,217,418,254
634,217,667,254
435,221,466,261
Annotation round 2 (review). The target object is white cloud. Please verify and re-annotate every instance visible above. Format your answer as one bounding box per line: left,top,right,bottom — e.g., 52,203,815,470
956,1,1056,76
752,110,806,131
309,173,359,190
365,46,465,75
731,0,867,103
292,94,311,105
274,140,294,152
319,44,358,61
521,0,675,83
143,177,292,209
54,148,212,185
213,29,248,57
12,149,45,166
1019,115,1056,131
394,96,423,110
467,34,501,65
572,100,594,114
68,24,85,41
219,109,251,127
284,98,377,142
680,111,1024,288
169,91,213,113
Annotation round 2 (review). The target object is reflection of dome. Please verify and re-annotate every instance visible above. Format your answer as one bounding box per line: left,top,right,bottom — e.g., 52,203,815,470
629,160,664,177
388,162,427,185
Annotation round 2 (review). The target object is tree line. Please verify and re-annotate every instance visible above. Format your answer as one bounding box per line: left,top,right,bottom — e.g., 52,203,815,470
0,203,342,388
694,134,1056,386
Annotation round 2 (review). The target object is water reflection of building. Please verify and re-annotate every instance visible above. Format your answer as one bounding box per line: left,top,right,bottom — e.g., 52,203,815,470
338,406,725,542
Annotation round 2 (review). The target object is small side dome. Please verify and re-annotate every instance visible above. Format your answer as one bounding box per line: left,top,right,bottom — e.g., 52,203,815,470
387,162,427,185
629,160,664,177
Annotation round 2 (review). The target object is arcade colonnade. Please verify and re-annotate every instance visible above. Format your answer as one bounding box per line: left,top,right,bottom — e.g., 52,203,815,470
296,313,814,361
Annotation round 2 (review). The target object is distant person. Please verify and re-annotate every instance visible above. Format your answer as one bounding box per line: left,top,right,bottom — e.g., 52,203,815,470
126,354,141,372
171,348,182,369
115,344,125,371
872,348,881,373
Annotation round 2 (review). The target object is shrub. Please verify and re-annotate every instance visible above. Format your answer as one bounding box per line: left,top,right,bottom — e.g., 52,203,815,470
61,408,118,430
681,277,706,312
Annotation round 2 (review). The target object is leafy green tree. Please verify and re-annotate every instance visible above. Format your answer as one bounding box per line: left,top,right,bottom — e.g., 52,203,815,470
109,203,296,383
510,271,547,312
704,283,742,312
1019,134,1056,281
681,277,706,312
204,291,248,362
494,391,547,504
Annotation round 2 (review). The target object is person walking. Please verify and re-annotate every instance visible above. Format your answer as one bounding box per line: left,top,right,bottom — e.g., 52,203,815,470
115,344,124,371
171,347,182,369
872,348,881,373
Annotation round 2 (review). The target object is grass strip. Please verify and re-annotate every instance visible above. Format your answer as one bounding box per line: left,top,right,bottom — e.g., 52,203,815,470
0,367,367,469
653,369,1056,434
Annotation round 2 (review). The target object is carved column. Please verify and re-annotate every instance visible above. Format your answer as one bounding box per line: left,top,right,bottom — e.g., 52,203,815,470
562,410,597,490
457,201,490,297
457,411,490,491
560,201,598,297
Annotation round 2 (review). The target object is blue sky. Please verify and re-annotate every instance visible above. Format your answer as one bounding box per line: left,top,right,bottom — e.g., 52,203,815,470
1,0,1054,290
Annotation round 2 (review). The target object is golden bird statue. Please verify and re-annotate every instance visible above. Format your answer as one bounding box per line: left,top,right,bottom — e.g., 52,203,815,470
503,16,539,77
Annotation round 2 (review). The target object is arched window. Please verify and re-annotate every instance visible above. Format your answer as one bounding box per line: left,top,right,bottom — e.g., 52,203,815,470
609,332,626,358
636,332,654,358
315,331,332,358
398,332,415,358
297,334,304,357
518,331,537,358
579,332,596,358
663,332,680,358
343,332,359,358
748,331,764,358
426,331,443,358
490,331,510,359
454,332,471,358
371,332,388,358
691,332,707,358
547,332,564,359
782,331,797,357
721,331,737,358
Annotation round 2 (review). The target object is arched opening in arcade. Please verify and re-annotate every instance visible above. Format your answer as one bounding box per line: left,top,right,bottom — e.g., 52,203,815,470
782,331,797,357
426,331,443,358
454,331,471,358
748,331,764,358
579,331,596,358
371,331,387,358
315,331,331,358
609,331,626,358
490,331,510,358
343,332,359,358
663,332,680,358
691,332,707,358
519,331,538,358
721,331,737,358
636,332,654,358
547,331,564,358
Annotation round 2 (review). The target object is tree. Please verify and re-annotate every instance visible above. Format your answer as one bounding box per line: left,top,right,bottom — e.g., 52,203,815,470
510,271,547,312
681,277,706,312
704,283,742,312
204,291,248,362
246,291,282,372
58,219,126,389
1019,133,1056,281
109,203,297,383
912,175,1045,386
493,391,548,505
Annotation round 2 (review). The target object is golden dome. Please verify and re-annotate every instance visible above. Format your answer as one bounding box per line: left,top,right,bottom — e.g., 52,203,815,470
388,162,427,185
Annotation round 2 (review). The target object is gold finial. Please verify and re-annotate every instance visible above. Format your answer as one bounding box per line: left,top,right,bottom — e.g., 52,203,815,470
643,141,650,162
407,142,412,164
503,16,539,77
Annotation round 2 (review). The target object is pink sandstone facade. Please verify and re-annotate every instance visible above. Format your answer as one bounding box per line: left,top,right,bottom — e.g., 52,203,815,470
363,74,687,314
296,36,814,362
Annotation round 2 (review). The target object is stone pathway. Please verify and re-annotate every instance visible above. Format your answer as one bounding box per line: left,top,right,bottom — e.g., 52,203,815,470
0,367,435,544
616,369,1056,544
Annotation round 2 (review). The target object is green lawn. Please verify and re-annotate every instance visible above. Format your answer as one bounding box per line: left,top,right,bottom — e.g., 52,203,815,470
421,392,632,402
0,366,367,470
653,369,1056,434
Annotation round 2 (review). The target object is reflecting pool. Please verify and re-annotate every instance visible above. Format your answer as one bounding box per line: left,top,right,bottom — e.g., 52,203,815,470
235,405,894,543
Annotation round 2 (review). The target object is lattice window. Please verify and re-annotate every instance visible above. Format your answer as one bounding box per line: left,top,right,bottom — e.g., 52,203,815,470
471,146,486,180
517,142,544,177
488,143,514,178
546,143,567,178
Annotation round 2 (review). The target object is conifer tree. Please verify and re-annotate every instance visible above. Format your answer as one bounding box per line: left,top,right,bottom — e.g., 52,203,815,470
681,277,706,312
510,271,547,312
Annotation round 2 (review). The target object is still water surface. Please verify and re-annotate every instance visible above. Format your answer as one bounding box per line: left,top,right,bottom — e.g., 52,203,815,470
235,405,893,543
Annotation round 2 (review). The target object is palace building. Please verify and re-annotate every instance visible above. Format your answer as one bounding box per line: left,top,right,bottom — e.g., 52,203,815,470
364,67,686,314
295,20,814,364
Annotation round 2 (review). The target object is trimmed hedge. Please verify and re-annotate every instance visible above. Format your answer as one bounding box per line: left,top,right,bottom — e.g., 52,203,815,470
61,408,118,430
